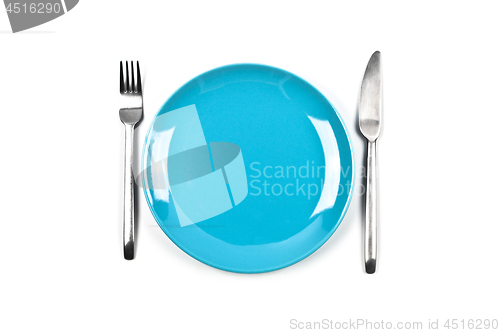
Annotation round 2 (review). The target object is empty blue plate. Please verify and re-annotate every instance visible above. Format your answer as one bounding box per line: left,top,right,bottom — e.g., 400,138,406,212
141,64,354,273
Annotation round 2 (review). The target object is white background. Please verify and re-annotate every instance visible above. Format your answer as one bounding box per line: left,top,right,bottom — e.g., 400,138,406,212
1,1,499,332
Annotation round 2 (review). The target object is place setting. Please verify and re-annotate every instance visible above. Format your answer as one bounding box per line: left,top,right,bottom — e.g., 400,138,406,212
118,52,382,274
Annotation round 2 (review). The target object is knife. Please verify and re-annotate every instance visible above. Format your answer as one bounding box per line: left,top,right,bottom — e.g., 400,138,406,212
359,51,382,274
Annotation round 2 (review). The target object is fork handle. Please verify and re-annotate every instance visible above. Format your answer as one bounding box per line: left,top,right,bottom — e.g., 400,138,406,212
364,140,378,273
123,124,135,260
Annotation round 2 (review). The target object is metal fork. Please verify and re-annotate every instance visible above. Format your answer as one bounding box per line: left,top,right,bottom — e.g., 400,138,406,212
119,61,143,260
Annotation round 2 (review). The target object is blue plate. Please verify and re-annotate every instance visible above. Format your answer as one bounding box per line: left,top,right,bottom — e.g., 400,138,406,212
141,64,354,273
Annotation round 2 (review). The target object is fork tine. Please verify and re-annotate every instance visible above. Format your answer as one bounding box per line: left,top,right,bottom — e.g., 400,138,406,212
136,61,142,93
131,61,135,93
125,61,130,92
120,61,125,93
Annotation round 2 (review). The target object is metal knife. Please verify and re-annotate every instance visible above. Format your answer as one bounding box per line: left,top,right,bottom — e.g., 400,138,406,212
359,51,382,274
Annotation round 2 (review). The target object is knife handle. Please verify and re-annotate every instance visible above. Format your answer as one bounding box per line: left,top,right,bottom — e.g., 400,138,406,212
123,124,135,260
365,140,378,273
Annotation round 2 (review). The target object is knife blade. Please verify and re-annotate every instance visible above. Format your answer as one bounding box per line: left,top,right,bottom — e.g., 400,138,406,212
359,51,382,274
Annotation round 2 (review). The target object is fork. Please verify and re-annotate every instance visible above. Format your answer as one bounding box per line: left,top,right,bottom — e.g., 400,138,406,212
119,61,143,260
